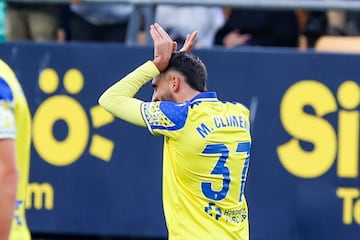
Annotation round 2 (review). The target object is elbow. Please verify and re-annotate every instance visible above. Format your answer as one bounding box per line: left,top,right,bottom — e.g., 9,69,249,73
98,94,105,107
1,166,19,189
9,165,19,185
98,92,109,109
98,92,114,114
10,170,19,188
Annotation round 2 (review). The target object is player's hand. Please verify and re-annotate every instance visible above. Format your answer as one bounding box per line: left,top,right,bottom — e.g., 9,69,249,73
150,23,177,72
179,31,198,52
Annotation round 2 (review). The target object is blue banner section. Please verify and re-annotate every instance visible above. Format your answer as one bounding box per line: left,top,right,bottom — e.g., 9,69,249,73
0,43,359,240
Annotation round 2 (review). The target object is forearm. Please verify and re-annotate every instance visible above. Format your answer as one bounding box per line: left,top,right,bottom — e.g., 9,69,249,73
0,141,18,240
98,61,160,127
0,175,17,240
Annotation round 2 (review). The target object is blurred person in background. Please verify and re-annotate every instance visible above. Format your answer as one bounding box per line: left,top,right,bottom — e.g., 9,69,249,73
99,23,252,239
0,59,32,240
327,10,360,36
155,4,225,48
298,8,360,49
301,10,328,48
324,0,360,36
69,0,133,42
214,8,299,48
0,1,5,42
5,0,63,41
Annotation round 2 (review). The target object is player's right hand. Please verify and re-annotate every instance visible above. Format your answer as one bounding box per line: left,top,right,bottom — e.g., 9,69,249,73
150,23,176,72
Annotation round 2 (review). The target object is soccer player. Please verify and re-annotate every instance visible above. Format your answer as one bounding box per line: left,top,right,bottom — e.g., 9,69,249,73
0,59,32,240
99,23,252,240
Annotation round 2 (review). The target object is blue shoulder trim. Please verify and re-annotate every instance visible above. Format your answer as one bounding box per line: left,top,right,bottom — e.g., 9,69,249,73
150,101,189,131
0,77,13,101
143,92,218,132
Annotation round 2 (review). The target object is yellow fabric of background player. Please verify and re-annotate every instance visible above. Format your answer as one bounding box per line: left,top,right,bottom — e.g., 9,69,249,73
0,59,32,240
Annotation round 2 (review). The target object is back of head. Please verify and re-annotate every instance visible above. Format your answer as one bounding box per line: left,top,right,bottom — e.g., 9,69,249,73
164,52,208,92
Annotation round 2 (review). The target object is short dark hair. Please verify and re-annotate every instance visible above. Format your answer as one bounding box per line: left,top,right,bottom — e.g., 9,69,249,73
164,52,207,92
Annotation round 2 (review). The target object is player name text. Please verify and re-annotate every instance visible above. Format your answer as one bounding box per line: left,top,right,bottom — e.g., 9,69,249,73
196,115,249,138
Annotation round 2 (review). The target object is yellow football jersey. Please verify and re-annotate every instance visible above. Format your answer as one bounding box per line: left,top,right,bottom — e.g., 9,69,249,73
141,92,251,240
0,59,32,240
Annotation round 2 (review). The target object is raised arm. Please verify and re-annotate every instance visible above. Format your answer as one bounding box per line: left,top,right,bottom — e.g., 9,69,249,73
98,23,198,126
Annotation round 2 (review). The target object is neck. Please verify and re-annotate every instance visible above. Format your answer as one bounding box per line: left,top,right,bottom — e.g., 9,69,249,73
175,89,201,103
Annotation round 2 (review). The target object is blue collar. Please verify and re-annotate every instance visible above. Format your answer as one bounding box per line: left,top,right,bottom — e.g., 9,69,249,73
189,92,218,104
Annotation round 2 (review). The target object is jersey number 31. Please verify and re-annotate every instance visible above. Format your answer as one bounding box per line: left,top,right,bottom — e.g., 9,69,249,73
201,142,250,202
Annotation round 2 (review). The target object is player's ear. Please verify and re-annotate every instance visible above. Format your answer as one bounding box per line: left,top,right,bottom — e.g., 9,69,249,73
172,41,178,52
171,77,180,92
